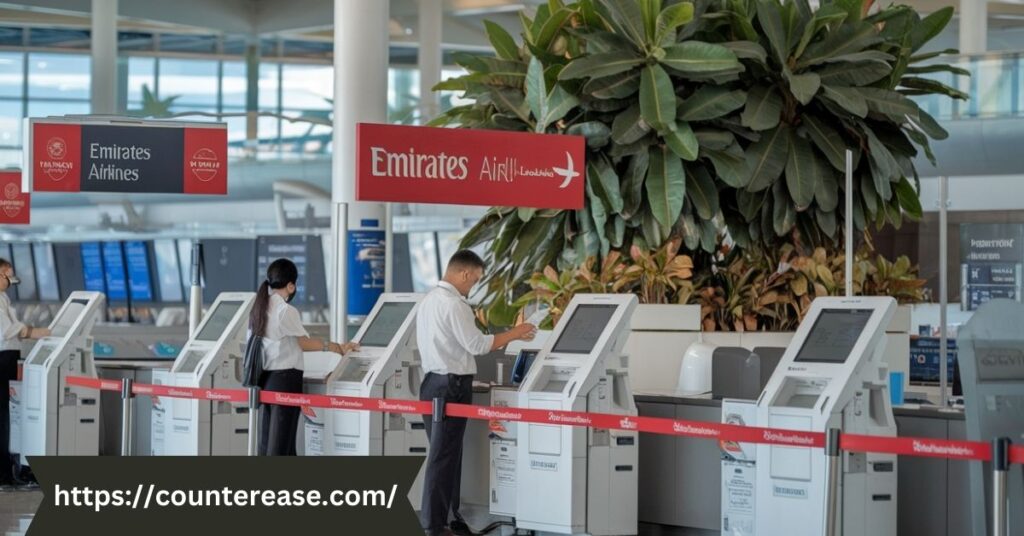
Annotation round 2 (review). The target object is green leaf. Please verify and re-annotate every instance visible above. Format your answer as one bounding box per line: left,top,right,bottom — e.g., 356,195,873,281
741,85,782,131
895,176,922,219
661,42,741,74
785,130,817,210
699,218,718,253
815,207,837,238
694,129,736,150
622,150,649,218
611,103,651,145
588,155,625,214
737,188,766,220
756,0,790,64
794,4,848,59
912,108,949,140
703,143,749,188
518,207,536,222
798,21,881,68
722,41,768,64
512,217,556,263
598,0,648,47
816,61,892,86
864,127,897,199
860,171,878,213
822,85,868,117
772,180,796,235
656,1,695,44
584,70,641,99
559,51,644,80
680,211,700,250
904,63,970,77
687,165,720,220
585,171,611,255
646,145,686,228
678,87,747,121
746,125,789,191
820,50,894,65
526,56,547,126
665,121,699,162
566,121,612,148
484,20,519,60
909,48,959,63
803,114,851,171
786,71,821,105
900,77,969,100
488,87,532,124
536,8,573,51
640,64,677,132
856,87,919,120
910,7,954,53
814,168,839,212
541,85,578,131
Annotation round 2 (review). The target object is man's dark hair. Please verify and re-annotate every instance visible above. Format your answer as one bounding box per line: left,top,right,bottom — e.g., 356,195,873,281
0,258,10,270
447,249,485,272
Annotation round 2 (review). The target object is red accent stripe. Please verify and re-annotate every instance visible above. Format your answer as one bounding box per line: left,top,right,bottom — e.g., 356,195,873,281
130,382,248,404
66,375,120,392
842,433,992,462
259,391,431,415
1010,445,1024,465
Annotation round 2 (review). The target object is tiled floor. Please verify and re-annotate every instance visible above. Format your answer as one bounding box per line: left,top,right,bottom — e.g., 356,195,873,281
0,487,40,536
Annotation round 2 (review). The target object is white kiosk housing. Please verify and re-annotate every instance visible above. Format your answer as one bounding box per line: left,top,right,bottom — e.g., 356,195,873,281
324,293,425,456
154,292,255,455
754,296,898,536
20,291,105,461
516,294,639,535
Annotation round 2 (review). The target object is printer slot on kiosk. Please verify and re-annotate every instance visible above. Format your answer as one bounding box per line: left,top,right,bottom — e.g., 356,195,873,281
153,292,255,455
20,291,105,462
753,297,898,536
516,294,639,535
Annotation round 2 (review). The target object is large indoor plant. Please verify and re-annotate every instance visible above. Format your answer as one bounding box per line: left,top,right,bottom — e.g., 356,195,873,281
433,0,964,325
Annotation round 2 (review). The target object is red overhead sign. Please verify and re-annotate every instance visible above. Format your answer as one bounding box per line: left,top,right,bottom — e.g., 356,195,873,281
27,118,228,195
0,171,29,225
356,123,585,209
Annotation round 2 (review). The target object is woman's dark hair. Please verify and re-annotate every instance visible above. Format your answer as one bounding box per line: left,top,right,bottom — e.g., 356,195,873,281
249,258,299,338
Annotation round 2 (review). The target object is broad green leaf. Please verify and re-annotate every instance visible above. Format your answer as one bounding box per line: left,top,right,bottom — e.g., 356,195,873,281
794,4,848,59
642,206,667,248
856,87,919,120
488,87,531,124
661,42,741,74
909,48,959,63
566,121,611,148
722,41,768,64
699,218,719,253
895,176,923,219
757,0,790,63
665,121,699,161
853,195,866,231
640,64,677,132
646,145,686,228
737,188,766,220
803,114,851,171
588,155,625,214
820,50,894,65
814,168,839,212
900,77,968,100
608,215,626,248
694,129,736,150
798,21,880,68
823,85,868,117
518,207,536,222
540,85,579,131
786,71,821,105
484,20,519,60
903,126,937,165
678,87,747,121
904,63,971,77
680,211,700,250
536,8,573,51
611,103,651,145
585,172,610,256
703,143,749,188
815,207,837,238
746,125,789,192
816,61,891,86
584,70,641,100
622,150,649,218
833,0,864,23
864,128,897,199
597,0,648,47
741,85,782,131
785,130,817,210
512,216,556,263
860,171,878,213
559,51,644,80
526,57,547,127
638,0,659,42
687,165,720,220
656,1,695,44
772,180,796,235
452,51,490,73
912,108,949,140
910,7,954,53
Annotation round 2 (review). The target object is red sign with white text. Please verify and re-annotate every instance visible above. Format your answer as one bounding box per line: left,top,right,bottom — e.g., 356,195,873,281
0,171,30,224
356,123,585,209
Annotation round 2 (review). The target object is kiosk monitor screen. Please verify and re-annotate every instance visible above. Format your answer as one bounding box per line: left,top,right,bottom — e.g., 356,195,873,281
794,309,874,363
50,298,90,338
551,304,618,354
358,301,416,347
195,301,243,342
176,349,208,373
512,349,538,385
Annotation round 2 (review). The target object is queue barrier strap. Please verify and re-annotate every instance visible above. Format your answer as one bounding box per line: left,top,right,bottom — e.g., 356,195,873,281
64,375,1013,464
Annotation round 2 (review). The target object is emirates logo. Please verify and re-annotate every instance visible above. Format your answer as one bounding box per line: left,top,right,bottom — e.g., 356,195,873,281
40,136,73,182
46,137,67,160
2,182,23,217
189,147,221,182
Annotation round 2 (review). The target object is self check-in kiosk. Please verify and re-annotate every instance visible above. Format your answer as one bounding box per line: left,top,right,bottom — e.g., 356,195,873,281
20,291,105,461
753,296,897,536
324,293,425,456
153,292,255,455
516,294,639,535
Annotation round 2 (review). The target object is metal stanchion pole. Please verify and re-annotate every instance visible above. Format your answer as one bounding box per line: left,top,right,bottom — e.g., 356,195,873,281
823,428,842,536
432,397,445,425
992,437,1011,536
120,378,133,456
248,387,261,456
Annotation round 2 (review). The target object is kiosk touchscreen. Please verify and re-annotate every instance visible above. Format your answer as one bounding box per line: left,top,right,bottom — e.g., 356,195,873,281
20,291,105,462
753,297,897,536
154,292,255,456
516,294,639,536
320,293,424,457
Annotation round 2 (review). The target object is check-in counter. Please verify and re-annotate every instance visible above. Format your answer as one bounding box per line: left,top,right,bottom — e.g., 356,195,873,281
634,390,970,536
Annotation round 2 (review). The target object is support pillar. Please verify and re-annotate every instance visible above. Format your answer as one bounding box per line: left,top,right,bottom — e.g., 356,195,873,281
90,0,118,115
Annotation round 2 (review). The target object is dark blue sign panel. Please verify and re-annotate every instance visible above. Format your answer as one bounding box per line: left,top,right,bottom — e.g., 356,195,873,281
102,241,127,301
256,235,328,307
910,336,957,383
80,242,105,293
125,241,153,301
347,230,385,316
80,125,184,193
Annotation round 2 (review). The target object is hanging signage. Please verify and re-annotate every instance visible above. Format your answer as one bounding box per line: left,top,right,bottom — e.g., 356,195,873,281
356,123,586,210
0,171,30,224
26,117,228,195
960,223,1024,310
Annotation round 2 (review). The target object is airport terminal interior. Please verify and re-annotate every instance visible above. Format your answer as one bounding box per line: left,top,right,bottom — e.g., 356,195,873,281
1,0,1023,535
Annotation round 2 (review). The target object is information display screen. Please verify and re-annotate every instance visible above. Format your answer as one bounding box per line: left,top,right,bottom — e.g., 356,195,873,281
794,309,874,363
11,243,37,301
125,241,153,302
358,301,416,347
50,298,90,338
102,242,127,301
33,244,60,302
195,300,243,342
153,239,183,303
80,242,105,293
256,235,328,307
200,239,256,304
54,243,85,300
551,304,618,354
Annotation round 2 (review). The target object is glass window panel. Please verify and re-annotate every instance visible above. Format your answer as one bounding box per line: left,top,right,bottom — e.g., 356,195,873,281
0,52,23,98
280,64,332,110
257,115,279,146
118,31,154,51
282,40,332,59
976,57,1012,118
259,62,279,110
28,28,90,49
159,33,217,54
222,35,249,56
27,100,89,119
0,100,21,146
0,28,22,47
158,58,218,107
126,56,155,109
280,108,330,154
408,232,439,292
221,106,247,143
0,149,20,169
27,53,90,100
222,61,247,108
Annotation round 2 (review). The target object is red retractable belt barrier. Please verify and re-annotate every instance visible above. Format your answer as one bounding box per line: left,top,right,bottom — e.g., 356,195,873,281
130,383,248,404
259,390,431,415
842,433,992,462
1011,445,1024,465
66,375,121,392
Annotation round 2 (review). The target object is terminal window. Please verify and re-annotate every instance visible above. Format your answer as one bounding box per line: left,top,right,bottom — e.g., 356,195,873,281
794,309,874,363
551,304,618,354
358,302,415,347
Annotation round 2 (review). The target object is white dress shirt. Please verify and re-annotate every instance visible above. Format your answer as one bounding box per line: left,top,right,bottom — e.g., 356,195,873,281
416,281,494,376
261,292,309,371
0,291,25,352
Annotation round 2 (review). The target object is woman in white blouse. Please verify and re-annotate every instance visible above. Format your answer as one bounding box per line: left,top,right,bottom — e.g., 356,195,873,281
250,258,357,455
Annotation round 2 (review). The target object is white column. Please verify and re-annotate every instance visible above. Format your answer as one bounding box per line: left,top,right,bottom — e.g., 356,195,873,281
960,0,987,55
330,0,389,342
90,0,118,115
418,0,443,122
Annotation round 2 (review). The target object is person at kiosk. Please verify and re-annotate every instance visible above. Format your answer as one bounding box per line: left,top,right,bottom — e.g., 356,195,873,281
416,250,537,536
250,259,358,456
0,259,49,485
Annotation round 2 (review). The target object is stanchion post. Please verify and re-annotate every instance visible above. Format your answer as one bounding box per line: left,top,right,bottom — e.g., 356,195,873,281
432,397,445,424
992,437,1010,536
120,378,133,456
248,387,261,456
823,428,842,536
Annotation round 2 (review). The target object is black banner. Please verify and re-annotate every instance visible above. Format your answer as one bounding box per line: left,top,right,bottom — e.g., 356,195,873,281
27,456,424,536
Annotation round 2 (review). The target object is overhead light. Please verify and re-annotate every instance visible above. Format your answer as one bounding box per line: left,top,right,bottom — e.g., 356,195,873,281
451,3,526,16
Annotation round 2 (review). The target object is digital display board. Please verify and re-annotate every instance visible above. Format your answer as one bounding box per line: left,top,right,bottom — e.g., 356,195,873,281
124,241,153,301
256,235,328,307
200,239,256,304
80,242,105,293
11,243,37,301
53,243,85,300
32,243,60,302
153,239,183,303
101,241,127,301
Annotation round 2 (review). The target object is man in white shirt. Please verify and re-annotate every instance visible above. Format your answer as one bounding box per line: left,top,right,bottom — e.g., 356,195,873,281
417,250,535,536
0,259,49,486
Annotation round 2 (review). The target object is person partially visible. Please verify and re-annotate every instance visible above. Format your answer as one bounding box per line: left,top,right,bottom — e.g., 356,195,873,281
0,259,49,486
